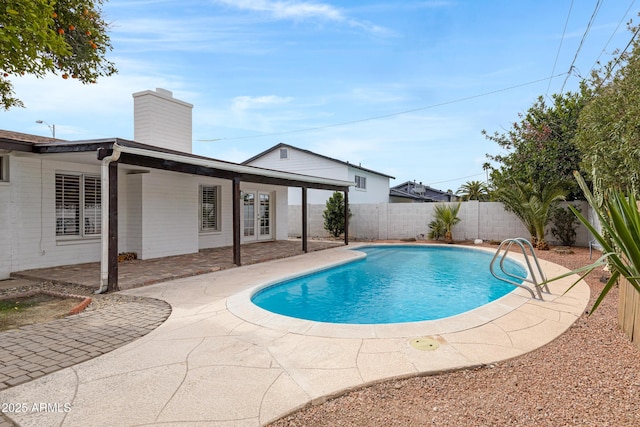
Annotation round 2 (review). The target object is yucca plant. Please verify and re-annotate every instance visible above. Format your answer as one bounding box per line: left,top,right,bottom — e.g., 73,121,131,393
555,172,640,313
432,203,461,242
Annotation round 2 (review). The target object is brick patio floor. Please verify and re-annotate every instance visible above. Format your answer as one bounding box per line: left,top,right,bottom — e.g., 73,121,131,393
11,240,345,290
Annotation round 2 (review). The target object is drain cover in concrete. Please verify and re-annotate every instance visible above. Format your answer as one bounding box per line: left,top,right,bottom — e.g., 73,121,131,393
409,337,440,351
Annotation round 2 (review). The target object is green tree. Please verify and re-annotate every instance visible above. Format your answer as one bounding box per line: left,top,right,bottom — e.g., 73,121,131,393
574,24,640,198
456,180,490,201
484,91,587,200
0,0,116,110
496,179,567,250
323,192,351,238
432,203,461,242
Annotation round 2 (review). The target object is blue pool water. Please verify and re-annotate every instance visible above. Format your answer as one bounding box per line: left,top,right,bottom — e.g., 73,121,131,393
251,246,525,324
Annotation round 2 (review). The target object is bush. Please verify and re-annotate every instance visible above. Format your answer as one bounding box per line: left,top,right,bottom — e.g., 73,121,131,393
428,219,445,240
551,205,580,246
323,192,352,237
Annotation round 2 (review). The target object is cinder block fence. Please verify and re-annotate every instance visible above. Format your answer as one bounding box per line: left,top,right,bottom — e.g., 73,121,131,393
289,200,592,247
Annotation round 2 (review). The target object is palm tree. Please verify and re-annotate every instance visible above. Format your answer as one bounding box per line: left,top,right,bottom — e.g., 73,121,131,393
456,180,490,201
432,203,462,242
496,179,567,250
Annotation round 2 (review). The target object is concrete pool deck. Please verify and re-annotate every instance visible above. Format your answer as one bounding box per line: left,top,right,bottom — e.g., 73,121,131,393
0,244,590,427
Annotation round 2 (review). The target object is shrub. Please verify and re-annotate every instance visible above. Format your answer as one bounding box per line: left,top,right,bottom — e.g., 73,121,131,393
550,205,580,246
323,192,352,237
428,219,445,240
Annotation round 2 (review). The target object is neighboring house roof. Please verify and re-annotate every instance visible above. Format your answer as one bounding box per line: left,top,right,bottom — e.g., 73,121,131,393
242,143,395,179
0,131,353,190
390,181,457,202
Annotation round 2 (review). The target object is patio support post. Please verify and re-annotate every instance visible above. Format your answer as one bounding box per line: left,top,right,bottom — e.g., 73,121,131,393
232,177,241,266
108,161,119,292
302,186,308,253
344,189,349,246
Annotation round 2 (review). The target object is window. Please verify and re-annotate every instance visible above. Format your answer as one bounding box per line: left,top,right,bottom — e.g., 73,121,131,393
355,175,367,190
0,156,7,182
279,148,288,159
200,185,220,232
56,173,101,237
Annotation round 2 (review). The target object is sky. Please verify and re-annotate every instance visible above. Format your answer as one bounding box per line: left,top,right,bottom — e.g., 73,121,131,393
2,0,638,192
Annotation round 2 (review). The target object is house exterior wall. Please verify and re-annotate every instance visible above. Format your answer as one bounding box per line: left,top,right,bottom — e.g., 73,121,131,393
289,200,591,247
245,147,389,205
0,153,290,279
0,156,104,279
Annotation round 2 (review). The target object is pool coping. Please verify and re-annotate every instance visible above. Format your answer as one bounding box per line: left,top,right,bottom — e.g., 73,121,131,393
227,243,554,339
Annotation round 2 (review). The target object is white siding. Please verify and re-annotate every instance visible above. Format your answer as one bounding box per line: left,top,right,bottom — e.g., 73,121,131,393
245,146,391,205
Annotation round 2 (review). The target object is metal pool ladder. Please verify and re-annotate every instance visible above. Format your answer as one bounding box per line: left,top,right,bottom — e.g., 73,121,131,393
489,238,550,300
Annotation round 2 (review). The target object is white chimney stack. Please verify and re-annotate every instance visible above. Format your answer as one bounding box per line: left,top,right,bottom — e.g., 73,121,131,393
133,88,193,153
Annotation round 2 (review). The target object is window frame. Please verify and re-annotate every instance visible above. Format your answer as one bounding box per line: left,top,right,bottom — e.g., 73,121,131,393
355,175,367,190
199,184,221,233
0,156,8,182
55,172,102,239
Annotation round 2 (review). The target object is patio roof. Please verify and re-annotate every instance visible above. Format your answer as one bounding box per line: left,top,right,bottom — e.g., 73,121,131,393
1,130,353,293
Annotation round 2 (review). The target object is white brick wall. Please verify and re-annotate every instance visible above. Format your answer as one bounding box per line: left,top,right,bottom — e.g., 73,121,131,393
133,88,193,154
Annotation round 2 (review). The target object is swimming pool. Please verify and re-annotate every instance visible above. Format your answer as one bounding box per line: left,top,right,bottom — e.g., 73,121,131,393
251,245,525,324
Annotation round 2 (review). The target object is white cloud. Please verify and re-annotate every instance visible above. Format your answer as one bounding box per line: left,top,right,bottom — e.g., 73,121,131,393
215,0,343,21
231,95,294,111
212,0,390,34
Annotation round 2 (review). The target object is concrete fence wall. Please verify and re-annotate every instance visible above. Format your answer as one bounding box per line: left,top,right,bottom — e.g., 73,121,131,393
289,200,592,247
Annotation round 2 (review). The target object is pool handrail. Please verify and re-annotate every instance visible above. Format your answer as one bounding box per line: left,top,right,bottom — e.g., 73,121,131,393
489,238,549,300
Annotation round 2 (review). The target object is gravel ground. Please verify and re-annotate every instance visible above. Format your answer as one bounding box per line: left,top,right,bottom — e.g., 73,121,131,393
0,279,153,311
269,245,640,427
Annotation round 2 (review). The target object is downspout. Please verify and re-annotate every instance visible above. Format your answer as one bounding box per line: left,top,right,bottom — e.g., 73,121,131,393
97,145,121,294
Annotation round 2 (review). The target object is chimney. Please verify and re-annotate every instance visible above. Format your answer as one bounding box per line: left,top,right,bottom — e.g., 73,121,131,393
133,88,193,153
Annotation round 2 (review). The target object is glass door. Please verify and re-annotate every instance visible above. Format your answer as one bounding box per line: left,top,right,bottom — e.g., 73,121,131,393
243,193,255,239
242,191,273,241
258,192,272,239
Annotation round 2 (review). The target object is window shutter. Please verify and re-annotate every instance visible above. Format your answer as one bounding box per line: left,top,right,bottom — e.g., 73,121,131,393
83,176,101,235
56,174,80,236
201,186,219,231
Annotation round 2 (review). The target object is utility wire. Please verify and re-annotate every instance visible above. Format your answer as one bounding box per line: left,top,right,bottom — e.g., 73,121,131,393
546,0,574,97
199,72,568,142
560,0,603,93
428,172,485,186
589,0,636,73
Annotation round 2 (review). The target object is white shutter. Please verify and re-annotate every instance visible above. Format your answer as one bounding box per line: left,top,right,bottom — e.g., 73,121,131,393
83,176,101,235
56,174,80,236
200,186,219,231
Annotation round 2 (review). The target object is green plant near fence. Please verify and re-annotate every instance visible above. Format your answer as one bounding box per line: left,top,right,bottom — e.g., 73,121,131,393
551,172,640,314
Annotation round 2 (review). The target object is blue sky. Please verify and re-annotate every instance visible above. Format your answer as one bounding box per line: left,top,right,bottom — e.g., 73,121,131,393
2,0,637,192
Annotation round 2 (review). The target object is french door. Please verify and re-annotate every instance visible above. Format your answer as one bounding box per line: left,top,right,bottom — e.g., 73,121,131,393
242,191,273,241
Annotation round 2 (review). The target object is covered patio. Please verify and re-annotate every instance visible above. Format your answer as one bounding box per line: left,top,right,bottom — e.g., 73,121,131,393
10,240,344,290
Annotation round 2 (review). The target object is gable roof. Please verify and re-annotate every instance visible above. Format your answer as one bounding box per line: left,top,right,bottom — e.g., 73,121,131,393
242,143,395,179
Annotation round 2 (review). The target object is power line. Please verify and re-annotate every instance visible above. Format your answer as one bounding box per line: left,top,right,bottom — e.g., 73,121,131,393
198,72,568,142
589,0,636,72
546,0,574,98
559,0,603,93
593,23,640,90
428,172,485,186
